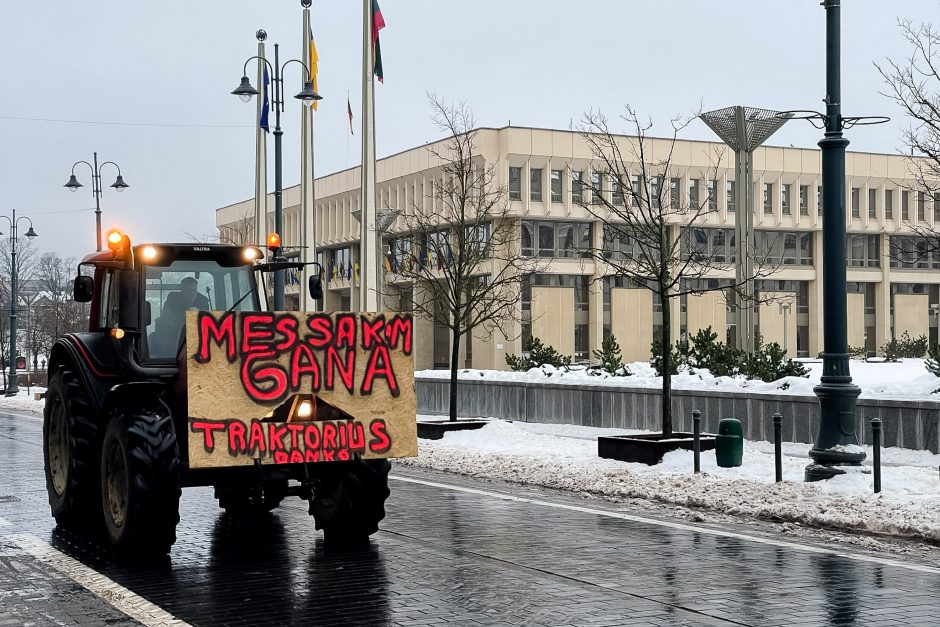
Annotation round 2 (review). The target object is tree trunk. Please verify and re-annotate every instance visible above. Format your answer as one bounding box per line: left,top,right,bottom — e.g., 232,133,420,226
661,289,673,439
448,328,460,422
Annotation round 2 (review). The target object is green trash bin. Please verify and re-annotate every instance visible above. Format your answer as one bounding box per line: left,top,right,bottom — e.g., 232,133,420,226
715,418,744,468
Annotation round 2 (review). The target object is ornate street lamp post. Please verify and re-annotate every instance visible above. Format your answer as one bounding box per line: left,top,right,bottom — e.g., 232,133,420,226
781,0,888,481
63,153,129,252
1,209,38,396
232,41,321,309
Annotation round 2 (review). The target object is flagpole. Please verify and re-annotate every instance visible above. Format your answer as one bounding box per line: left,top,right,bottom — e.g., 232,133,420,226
254,31,268,249
300,0,317,312
359,0,378,312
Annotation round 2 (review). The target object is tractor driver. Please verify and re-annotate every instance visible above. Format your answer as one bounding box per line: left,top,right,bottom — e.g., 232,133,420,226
149,277,211,357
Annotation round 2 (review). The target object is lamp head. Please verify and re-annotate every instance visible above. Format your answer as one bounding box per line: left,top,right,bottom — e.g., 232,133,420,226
24,226,38,239
232,75,260,103
64,174,83,191
295,81,322,106
110,174,129,192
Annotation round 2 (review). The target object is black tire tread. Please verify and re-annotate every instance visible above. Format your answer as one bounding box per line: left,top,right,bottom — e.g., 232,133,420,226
102,406,181,555
310,459,391,542
43,365,100,528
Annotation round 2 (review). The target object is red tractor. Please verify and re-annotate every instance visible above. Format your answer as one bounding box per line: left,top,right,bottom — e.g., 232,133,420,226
43,231,391,555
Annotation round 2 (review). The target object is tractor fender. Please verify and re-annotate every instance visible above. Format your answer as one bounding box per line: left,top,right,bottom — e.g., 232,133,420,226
47,337,109,414
101,381,169,419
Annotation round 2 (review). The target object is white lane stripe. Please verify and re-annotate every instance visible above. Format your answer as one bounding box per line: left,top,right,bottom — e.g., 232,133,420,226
7,533,192,627
391,475,940,575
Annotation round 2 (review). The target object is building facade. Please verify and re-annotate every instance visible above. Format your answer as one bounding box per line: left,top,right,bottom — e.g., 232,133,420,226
216,126,940,370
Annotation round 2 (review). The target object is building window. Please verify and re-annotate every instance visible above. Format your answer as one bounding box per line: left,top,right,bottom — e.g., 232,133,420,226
817,185,823,215
764,183,773,214
670,177,681,208
631,175,640,207
885,189,894,220
799,185,809,216
781,183,791,215
869,188,877,219
847,234,880,267
550,169,563,203
918,191,926,221
571,171,583,204
851,188,860,218
592,171,603,205
530,168,543,202
509,167,521,201
522,220,592,258
651,177,661,209
902,190,910,221
890,235,940,269
611,177,624,206
688,178,700,208
727,181,736,212
680,227,737,264
707,179,717,211
934,192,940,222
754,230,814,266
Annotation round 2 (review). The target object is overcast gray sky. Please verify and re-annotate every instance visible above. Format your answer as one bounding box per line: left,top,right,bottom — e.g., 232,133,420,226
1,0,937,260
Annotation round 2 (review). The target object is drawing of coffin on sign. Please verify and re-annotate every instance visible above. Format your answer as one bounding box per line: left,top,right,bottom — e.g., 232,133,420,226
262,394,354,423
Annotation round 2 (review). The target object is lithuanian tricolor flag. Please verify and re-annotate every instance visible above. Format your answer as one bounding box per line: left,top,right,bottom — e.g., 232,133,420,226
372,0,385,83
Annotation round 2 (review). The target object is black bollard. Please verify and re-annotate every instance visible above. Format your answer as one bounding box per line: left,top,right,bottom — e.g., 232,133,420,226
871,418,882,494
692,410,701,473
773,413,783,483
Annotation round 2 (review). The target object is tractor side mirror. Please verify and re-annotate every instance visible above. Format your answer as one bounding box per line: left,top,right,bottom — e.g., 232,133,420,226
73,275,94,303
308,274,323,300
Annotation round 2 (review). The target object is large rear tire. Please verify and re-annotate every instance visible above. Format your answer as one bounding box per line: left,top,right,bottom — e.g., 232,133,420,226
310,459,391,543
43,365,100,529
214,480,287,517
100,405,181,555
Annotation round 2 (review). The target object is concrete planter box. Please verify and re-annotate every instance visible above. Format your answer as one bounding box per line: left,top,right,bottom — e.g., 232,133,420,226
416,419,488,440
416,376,940,453
598,433,717,465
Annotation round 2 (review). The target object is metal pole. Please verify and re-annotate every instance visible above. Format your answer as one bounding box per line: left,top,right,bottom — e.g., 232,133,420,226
7,210,18,396
773,412,783,482
360,0,379,311
93,152,102,252
272,44,285,310
871,418,881,493
692,409,701,473
806,0,866,481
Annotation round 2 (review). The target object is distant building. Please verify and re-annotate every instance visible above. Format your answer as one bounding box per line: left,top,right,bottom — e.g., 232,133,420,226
216,126,940,369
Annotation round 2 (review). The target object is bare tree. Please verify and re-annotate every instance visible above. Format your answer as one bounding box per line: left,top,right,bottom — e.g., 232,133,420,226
577,107,775,438
0,237,39,385
33,253,87,362
391,96,543,422
218,208,256,246
877,20,940,258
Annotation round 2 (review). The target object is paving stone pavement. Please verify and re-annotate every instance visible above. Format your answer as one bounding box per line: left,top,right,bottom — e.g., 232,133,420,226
1,410,938,626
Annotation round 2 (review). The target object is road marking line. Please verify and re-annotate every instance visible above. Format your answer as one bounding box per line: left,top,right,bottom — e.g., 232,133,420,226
391,475,940,575
8,533,191,627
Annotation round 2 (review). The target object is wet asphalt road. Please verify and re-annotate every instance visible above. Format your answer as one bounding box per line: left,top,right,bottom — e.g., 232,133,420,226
1,409,938,626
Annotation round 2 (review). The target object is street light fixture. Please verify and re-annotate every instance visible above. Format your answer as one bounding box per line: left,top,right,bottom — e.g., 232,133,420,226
233,41,322,309
63,153,129,252
0,209,38,396
779,301,792,355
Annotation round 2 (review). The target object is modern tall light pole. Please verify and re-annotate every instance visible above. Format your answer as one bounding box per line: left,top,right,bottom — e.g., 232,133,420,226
1,209,38,396
232,41,321,309
781,0,888,481
63,153,129,252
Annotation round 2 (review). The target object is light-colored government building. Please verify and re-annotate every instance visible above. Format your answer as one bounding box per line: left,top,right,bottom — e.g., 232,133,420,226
216,126,939,371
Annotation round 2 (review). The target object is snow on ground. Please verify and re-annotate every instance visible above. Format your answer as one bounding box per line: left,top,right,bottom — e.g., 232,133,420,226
403,418,940,543
0,389,45,414
417,358,940,402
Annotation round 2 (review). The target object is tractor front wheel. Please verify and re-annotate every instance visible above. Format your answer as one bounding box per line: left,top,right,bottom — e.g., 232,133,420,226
309,459,391,543
100,406,181,555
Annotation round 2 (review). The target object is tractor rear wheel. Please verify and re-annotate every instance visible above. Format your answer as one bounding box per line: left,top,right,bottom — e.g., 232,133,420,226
100,406,181,555
309,459,391,543
214,480,287,517
43,365,100,529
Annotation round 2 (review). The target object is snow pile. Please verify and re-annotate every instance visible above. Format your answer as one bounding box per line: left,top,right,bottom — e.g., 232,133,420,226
0,389,46,414
403,419,940,542
417,358,940,401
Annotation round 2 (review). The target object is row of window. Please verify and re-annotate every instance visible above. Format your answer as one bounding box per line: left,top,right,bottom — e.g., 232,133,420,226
679,228,815,266
521,220,592,257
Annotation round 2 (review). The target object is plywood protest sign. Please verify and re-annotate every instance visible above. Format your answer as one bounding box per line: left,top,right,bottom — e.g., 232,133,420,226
185,310,417,468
